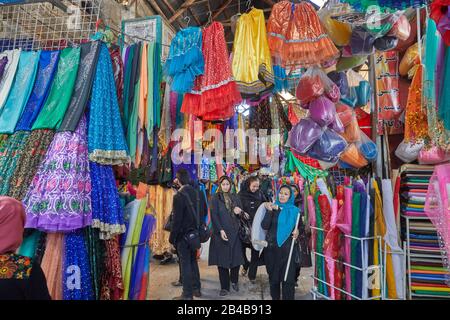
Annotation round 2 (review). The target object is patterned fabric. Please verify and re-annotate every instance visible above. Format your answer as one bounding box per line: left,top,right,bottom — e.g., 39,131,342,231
0,51,40,134
100,236,124,300
249,99,272,131
23,117,92,232
15,51,60,131
8,130,55,201
89,161,125,240
88,44,130,165
63,229,94,300
109,46,124,111
84,227,105,300
0,56,8,81
40,233,63,300
0,253,32,280
0,131,30,195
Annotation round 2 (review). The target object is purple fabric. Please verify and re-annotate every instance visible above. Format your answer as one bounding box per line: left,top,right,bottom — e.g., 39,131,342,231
0,56,8,81
23,116,92,232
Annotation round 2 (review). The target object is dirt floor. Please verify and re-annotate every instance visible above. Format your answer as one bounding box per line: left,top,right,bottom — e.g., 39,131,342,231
148,242,313,300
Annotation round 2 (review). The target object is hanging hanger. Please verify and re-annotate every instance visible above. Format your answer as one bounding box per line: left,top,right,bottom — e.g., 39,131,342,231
184,14,191,27
245,0,252,13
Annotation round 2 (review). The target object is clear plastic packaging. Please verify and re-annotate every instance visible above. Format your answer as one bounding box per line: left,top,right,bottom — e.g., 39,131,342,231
395,139,424,163
318,4,352,47
339,143,368,168
289,117,324,154
329,113,345,133
374,36,399,51
336,102,354,126
309,96,337,127
328,71,349,97
365,11,398,39
350,26,375,56
399,43,419,77
418,146,450,165
388,14,411,41
307,128,348,163
296,67,340,105
355,130,378,161
340,112,361,143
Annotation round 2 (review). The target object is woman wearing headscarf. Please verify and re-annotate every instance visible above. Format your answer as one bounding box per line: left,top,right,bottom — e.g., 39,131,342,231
261,185,300,300
0,196,51,300
238,176,268,283
209,176,247,296
291,184,304,287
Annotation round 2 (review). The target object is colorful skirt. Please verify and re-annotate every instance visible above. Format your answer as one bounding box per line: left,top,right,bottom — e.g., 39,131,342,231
267,1,339,67
89,161,126,240
23,116,92,232
181,22,241,121
232,8,274,97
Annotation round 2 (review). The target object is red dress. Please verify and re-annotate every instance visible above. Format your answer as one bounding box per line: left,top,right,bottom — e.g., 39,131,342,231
182,22,242,121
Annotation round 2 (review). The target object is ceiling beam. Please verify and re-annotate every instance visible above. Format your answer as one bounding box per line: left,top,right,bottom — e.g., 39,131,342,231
169,0,197,23
212,0,233,20
147,0,169,21
188,8,202,25
261,0,275,6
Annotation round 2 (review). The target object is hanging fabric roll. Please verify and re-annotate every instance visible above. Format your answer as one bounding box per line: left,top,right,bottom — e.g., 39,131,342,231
182,22,242,121
32,47,81,130
164,26,204,94
0,49,20,111
15,50,60,132
88,43,130,165
232,8,275,98
23,116,92,232
58,41,101,132
0,50,40,134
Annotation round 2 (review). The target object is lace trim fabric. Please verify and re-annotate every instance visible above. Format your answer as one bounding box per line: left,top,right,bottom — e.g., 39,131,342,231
92,219,126,240
268,32,329,43
89,149,130,166
190,77,236,95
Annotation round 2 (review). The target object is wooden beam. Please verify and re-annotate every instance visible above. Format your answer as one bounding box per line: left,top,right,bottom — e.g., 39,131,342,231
169,0,197,23
188,8,202,25
160,0,176,13
261,0,275,6
148,0,169,21
212,0,233,20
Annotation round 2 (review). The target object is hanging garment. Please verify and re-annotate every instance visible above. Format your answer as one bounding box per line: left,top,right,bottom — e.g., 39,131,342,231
0,131,30,195
164,27,204,94
15,51,60,132
151,41,162,130
122,198,147,300
136,43,149,167
32,47,81,130
350,191,361,299
0,51,40,134
181,22,241,121
23,116,92,232
158,83,172,152
438,46,450,130
63,230,94,300
7,130,55,200
58,41,101,132
101,237,124,300
88,44,130,165
0,56,8,80
0,49,20,111
267,1,339,67
149,185,175,256
109,46,124,113
232,8,274,97
122,44,135,131
129,213,156,300
40,233,64,300
84,227,104,300
89,161,126,240
424,18,450,150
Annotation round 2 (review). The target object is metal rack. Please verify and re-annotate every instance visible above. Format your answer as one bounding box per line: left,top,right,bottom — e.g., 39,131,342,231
0,0,103,51
310,226,385,300
402,215,450,299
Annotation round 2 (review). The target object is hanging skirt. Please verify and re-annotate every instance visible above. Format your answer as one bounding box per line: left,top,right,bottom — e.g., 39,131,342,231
89,161,126,240
181,22,241,121
41,233,64,300
8,129,55,200
267,1,339,67
0,131,30,196
88,44,130,165
232,8,274,97
23,116,92,232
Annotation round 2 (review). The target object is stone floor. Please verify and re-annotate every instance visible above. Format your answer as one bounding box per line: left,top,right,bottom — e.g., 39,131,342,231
148,242,313,300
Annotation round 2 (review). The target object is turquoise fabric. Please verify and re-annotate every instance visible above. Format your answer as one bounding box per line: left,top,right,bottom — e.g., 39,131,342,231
275,185,300,248
0,51,40,134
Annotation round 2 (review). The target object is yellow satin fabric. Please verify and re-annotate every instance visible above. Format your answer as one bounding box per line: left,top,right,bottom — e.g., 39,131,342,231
232,8,273,85
372,179,397,299
149,185,175,255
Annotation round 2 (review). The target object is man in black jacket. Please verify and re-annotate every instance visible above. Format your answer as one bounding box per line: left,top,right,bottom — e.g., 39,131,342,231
169,169,207,300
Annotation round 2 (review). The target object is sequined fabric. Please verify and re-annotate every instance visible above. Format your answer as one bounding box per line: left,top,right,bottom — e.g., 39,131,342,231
182,22,241,121
100,236,124,300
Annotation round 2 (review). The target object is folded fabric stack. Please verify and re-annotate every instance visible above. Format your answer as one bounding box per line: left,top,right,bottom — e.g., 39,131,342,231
400,165,433,217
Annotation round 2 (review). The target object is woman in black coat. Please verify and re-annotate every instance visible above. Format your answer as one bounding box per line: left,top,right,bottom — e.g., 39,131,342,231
261,185,300,300
209,176,247,296
238,176,268,283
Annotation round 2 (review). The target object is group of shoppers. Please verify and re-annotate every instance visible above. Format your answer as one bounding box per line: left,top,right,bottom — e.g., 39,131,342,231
169,169,308,300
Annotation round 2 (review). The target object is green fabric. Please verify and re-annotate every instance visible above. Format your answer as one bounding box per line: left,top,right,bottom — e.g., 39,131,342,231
123,197,147,300
32,47,81,130
122,46,135,131
414,290,450,296
285,150,328,181
128,74,140,164
154,42,162,129
147,42,154,143
17,230,42,258
350,192,361,298
314,191,326,295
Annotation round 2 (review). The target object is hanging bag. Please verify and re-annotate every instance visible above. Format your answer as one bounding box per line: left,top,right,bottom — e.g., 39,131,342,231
181,190,210,248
